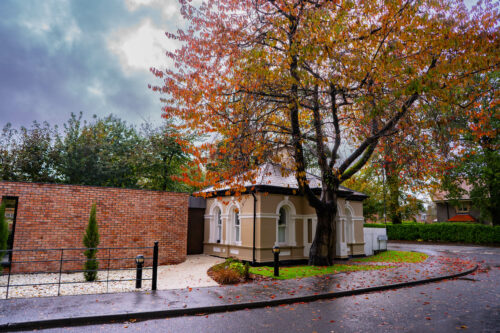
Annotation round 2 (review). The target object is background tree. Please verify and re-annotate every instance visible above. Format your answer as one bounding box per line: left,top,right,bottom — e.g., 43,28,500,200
440,72,499,224
153,0,498,265
0,124,17,181
343,162,425,223
9,121,58,183
138,120,197,192
83,203,100,282
55,113,142,188
1,112,195,191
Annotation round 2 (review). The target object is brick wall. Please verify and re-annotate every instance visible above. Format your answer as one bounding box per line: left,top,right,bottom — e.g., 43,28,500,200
0,181,188,273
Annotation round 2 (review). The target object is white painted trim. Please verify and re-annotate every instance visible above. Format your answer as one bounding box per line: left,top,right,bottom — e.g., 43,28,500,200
344,202,355,217
239,213,279,219
275,197,297,215
227,203,242,246
238,213,317,220
274,197,297,246
337,203,345,218
210,204,224,244
230,249,239,255
345,203,354,245
280,250,291,256
295,214,317,219
303,216,317,256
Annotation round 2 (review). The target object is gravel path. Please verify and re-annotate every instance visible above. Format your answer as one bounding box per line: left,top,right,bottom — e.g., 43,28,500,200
0,255,224,299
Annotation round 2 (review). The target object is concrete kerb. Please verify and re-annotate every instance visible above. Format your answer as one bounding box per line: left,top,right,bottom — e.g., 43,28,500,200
0,264,478,332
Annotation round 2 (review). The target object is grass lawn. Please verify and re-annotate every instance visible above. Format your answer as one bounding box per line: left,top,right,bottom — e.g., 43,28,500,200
249,264,389,280
352,250,428,263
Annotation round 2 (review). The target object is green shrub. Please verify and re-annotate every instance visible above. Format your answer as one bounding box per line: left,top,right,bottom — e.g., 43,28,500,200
210,258,248,284
386,223,500,244
244,261,250,280
229,261,245,275
83,203,100,281
211,266,242,284
364,223,387,228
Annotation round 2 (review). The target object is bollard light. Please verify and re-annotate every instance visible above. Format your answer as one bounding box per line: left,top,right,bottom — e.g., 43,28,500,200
135,254,145,265
135,254,144,288
272,245,280,277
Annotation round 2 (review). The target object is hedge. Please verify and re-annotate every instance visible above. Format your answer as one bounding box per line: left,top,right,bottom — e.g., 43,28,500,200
364,223,387,228
364,223,500,244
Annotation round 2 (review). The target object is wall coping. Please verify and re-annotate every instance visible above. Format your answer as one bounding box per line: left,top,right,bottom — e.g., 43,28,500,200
0,180,189,196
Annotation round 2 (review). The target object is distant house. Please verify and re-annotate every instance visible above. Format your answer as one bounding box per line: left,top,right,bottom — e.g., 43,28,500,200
432,183,481,223
199,163,368,263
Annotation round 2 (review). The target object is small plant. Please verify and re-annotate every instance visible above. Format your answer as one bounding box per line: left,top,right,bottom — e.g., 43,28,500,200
211,267,243,284
0,203,9,271
83,203,100,281
244,262,250,280
209,258,249,285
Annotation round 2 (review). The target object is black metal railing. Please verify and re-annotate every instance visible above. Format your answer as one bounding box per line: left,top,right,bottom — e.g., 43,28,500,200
0,241,159,299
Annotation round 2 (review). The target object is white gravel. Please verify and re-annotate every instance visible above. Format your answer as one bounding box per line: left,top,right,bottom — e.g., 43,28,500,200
0,255,224,299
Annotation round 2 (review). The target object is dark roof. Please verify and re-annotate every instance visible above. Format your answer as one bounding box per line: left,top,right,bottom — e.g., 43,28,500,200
199,163,368,201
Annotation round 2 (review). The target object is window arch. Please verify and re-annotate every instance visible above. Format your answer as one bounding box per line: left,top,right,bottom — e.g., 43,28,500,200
278,206,288,243
345,203,354,244
275,197,297,246
233,209,241,244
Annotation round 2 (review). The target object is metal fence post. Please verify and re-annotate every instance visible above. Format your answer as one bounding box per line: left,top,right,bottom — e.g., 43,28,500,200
5,250,12,299
106,248,111,293
57,249,64,296
152,241,158,290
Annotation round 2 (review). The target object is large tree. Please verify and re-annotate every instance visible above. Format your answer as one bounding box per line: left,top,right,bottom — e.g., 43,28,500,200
138,120,196,192
7,121,58,183
0,124,18,181
55,113,143,188
440,71,499,224
153,0,498,265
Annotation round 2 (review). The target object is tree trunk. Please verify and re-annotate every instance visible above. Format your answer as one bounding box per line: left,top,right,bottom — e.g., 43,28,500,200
385,162,402,224
308,202,337,266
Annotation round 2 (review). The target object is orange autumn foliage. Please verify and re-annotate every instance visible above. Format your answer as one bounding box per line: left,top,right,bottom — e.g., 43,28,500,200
151,0,499,264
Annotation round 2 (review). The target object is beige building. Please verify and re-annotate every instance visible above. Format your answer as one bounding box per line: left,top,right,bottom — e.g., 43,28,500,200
201,163,367,263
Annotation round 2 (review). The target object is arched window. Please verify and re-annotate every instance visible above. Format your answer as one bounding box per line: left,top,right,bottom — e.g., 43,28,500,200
233,210,240,243
278,207,287,243
215,207,222,243
345,205,354,244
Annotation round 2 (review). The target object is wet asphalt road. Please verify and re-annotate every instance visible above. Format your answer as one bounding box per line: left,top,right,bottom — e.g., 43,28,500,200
34,244,500,333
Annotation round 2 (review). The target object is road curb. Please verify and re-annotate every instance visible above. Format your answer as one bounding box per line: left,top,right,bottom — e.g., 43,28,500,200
0,264,478,332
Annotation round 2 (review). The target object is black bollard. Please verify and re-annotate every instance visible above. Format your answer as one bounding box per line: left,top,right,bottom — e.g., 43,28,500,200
135,255,144,288
272,245,280,277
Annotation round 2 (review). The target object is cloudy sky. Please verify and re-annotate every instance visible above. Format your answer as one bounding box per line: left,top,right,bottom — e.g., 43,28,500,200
0,0,195,129
0,0,477,129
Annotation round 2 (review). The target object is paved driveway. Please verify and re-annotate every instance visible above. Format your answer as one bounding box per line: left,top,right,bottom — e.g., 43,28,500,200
52,243,499,333
156,254,224,290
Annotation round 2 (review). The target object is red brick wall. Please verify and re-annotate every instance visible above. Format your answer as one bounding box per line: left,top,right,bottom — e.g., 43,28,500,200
0,181,188,273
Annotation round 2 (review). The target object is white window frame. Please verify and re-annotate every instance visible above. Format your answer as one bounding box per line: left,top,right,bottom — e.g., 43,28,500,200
227,201,242,246
215,207,222,243
233,210,241,245
275,196,296,246
345,203,355,244
278,207,287,244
